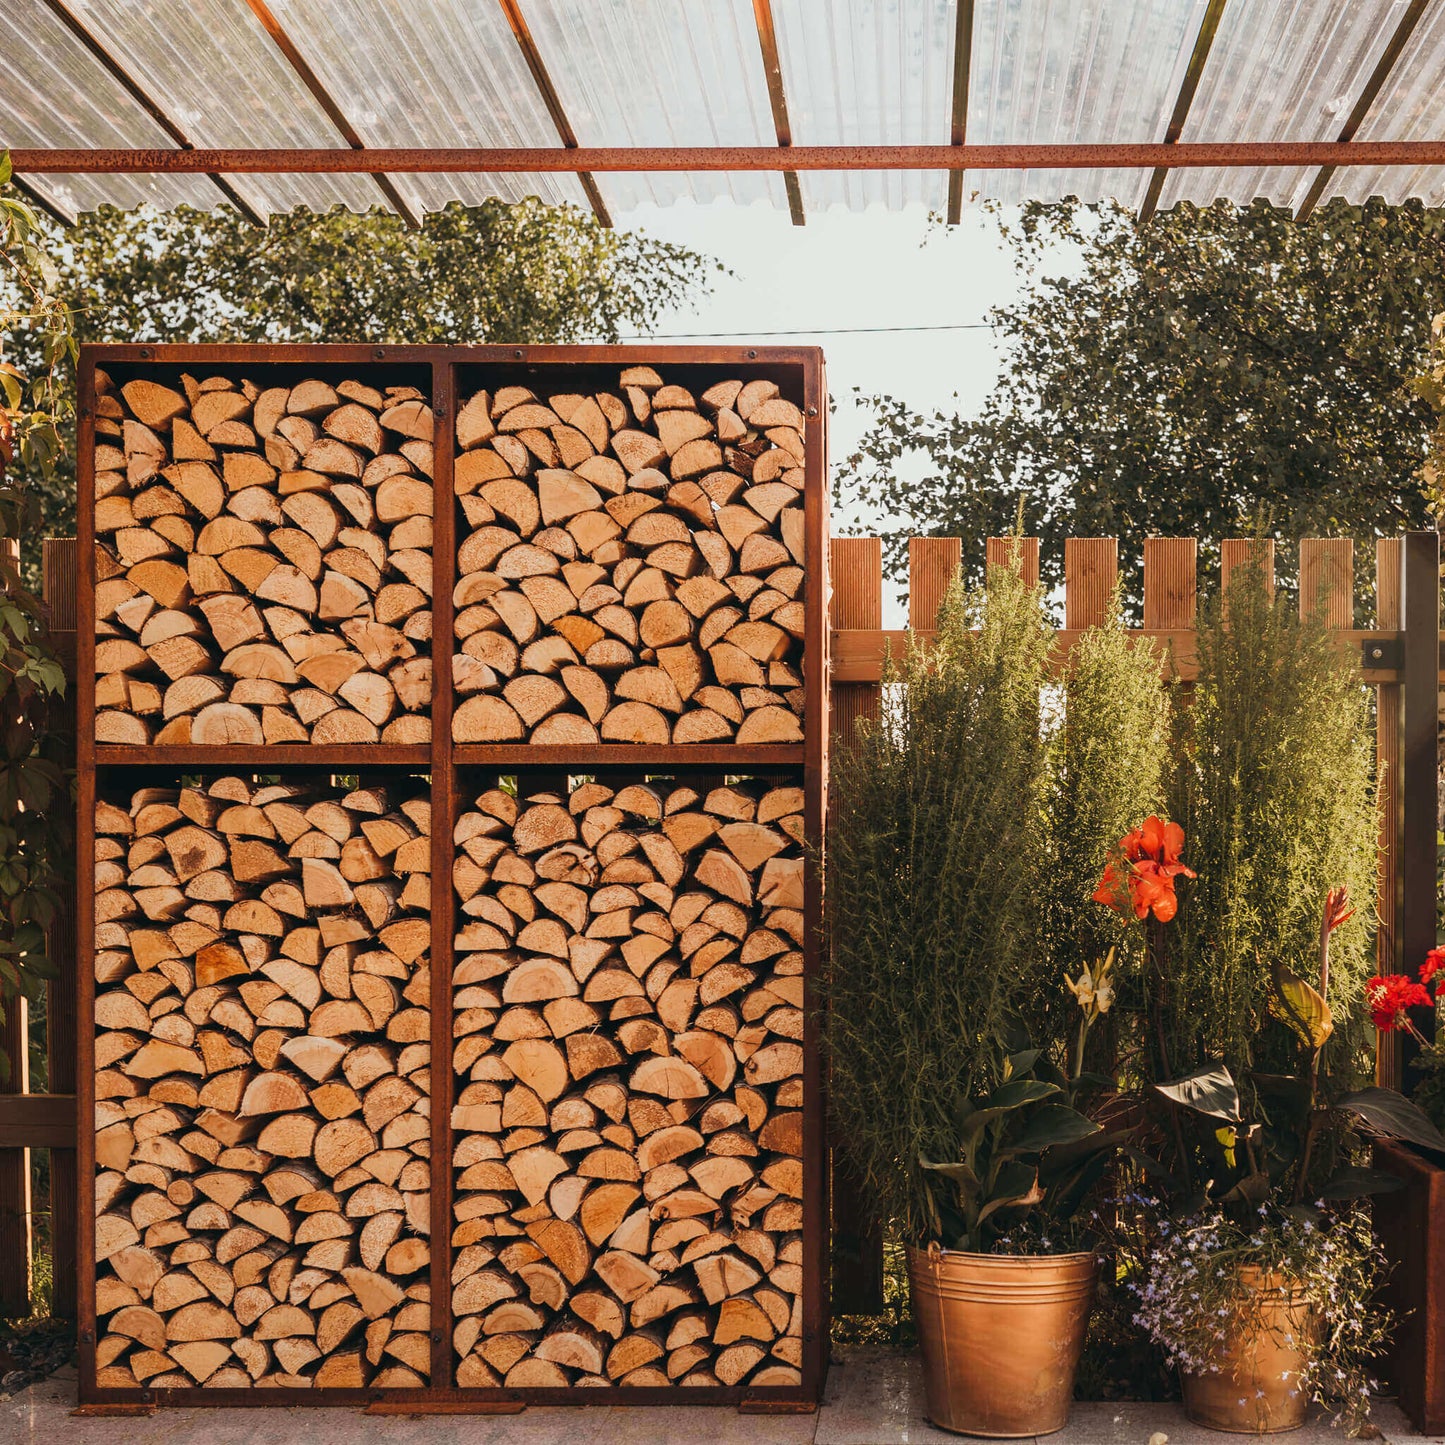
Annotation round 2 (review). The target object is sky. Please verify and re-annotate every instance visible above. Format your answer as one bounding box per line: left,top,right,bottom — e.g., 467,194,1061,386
613,201,1046,622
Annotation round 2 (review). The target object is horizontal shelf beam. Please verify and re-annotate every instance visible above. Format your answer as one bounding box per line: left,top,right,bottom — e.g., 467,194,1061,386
16,141,1445,175
454,745,804,767
94,745,431,767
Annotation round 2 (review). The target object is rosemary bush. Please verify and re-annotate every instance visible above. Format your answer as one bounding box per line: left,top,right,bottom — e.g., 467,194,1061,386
1163,566,1378,1092
826,566,1170,1243
827,567,1052,1241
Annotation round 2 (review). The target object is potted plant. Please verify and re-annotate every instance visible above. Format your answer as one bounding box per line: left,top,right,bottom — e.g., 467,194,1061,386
828,561,1168,1437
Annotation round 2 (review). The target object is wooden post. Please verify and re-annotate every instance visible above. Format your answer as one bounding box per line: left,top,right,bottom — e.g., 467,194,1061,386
0,535,33,1318
42,537,77,1318
1400,532,1439,1067
827,537,884,1315
1376,540,1405,1087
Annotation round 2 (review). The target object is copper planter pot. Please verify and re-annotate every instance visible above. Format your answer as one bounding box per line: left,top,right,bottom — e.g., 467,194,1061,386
907,1245,1098,1437
1180,1270,1312,1435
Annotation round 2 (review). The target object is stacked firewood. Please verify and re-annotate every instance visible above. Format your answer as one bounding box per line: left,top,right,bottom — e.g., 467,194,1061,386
92,777,432,1388
452,368,806,745
92,370,434,745
450,777,805,1387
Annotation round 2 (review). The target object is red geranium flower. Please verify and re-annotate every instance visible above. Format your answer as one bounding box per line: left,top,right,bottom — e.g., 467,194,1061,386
1421,947,1445,989
1366,974,1433,1032
1094,816,1195,923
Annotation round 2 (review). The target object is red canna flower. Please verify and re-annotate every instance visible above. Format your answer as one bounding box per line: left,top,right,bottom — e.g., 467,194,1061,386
1421,947,1445,990
1094,816,1195,923
1366,974,1433,1032
1323,887,1355,936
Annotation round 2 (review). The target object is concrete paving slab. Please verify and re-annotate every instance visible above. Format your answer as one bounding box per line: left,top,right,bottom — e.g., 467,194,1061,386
5,1354,1438,1445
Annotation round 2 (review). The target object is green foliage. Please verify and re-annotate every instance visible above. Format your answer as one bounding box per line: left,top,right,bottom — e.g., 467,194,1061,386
1035,605,1168,1044
0,157,74,1065
826,565,1053,1242
1162,566,1379,1094
8,199,718,547
839,198,1440,605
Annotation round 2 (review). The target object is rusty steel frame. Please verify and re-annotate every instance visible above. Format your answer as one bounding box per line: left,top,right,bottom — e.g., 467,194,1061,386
1295,0,1433,221
76,342,829,1412
495,0,612,226
944,0,976,225
1138,0,1229,223
751,0,805,225
38,0,261,224
15,141,1445,176
238,0,423,227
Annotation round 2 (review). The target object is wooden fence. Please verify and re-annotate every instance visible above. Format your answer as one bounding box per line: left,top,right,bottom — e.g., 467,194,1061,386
827,531,1442,1313
0,530,1438,1322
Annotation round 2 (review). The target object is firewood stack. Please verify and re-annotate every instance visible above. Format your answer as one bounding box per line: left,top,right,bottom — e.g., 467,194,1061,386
449,777,805,1388
92,370,434,746
451,367,806,745
92,777,432,1389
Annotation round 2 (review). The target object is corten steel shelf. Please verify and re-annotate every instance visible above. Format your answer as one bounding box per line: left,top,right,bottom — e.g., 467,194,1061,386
76,344,830,1412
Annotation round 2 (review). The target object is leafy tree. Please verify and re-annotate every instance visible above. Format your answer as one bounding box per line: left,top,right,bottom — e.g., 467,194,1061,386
12,199,718,543
840,198,1444,608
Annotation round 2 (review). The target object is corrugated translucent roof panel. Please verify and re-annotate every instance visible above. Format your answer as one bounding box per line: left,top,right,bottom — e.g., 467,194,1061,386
1327,1,1445,207
55,0,377,218
1162,0,1406,213
0,0,222,216
967,0,1209,209
261,0,588,214
523,0,785,211
771,0,955,212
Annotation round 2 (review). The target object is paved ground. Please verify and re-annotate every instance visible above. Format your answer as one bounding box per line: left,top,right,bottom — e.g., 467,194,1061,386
4,1352,1439,1444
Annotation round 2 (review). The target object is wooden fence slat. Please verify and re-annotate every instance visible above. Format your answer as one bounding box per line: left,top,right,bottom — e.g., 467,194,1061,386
1375,539,1404,1087
908,537,961,631
985,536,1040,588
0,996,31,1318
1299,538,1353,627
1143,538,1197,629
1065,538,1118,629
43,537,77,1318
827,536,886,1314
1221,537,1275,596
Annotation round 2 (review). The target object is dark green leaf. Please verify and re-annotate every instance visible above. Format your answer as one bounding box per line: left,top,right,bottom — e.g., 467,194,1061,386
1339,1088,1445,1153
1155,1064,1243,1122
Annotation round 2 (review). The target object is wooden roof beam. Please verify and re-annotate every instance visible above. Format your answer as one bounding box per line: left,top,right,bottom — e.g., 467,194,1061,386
1295,0,1432,222
752,0,804,225
240,0,424,230
1139,0,1230,223
40,0,263,225
945,0,975,225
496,0,611,227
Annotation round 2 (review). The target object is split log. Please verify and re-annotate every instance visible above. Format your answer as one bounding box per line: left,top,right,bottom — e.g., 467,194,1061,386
94,369,433,744
92,775,432,1387
453,365,805,744
450,775,806,1388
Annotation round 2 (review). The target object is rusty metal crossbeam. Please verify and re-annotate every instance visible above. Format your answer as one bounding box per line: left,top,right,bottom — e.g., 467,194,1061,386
12,141,1445,175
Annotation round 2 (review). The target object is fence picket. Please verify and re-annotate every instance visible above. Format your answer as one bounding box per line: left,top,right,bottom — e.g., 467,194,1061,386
1221,537,1276,595
1300,538,1353,627
908,537,961,631
1143,538,1197,629
1065,538,1118,629
985,536,1040,588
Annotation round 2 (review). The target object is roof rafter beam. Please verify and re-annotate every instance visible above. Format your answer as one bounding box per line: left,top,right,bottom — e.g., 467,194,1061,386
496,0,611,227
40,0,264,225
15,142,1445,174
240,0,423,230
1295,0,1432,222
1139,0,1229,223
751,0,804,225
8,174,76,229
945,0,975,225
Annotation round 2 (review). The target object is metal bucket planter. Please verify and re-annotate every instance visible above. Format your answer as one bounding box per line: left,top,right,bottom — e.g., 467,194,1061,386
1180,1270,1311,1435
906,1245,1098,1437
